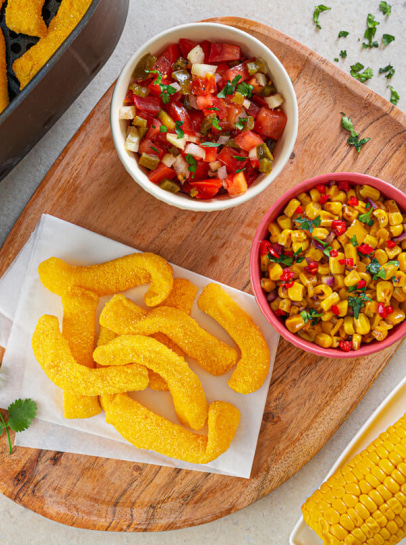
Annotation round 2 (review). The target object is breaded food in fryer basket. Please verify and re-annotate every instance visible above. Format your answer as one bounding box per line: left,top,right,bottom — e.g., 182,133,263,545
6,0,48,38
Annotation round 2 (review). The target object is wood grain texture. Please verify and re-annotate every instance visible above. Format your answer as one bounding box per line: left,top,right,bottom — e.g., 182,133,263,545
0,17,405,531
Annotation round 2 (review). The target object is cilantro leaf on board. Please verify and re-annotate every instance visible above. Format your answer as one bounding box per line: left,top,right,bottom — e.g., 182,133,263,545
340,50,347,59
338,30,349,38
340,113,371,154
0,399,37,454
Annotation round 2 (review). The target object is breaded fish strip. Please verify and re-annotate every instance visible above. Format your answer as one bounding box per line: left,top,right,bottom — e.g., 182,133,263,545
198,284,270,394
101,394,240,464
94,335,208,431
6,0,48,38
32,315,149,395
38,252,173,306
61,288,101,419
100,299,238,376
0,27,8,114
13,0,92,89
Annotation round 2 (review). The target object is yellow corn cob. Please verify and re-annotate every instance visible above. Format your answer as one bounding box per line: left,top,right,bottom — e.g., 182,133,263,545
302,413,406,545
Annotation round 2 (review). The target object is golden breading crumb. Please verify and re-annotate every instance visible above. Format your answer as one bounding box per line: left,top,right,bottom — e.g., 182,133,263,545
101,394,240,464
6,0,48,38
198,284,270,394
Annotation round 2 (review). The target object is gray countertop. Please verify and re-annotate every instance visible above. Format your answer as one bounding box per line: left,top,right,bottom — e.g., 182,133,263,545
0,0,405,543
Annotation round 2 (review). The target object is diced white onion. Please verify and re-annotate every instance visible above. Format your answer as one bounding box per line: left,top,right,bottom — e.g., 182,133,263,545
162,153,177,167
264,93,284,109
173,154,189,183
187,45,205,64
185,143,206,160
185,134,200,143
255,72,267,86
189,95,199,109
243,98,251,109
170,82,181,92
214,73,222,84
119,106,136,120
249,147,258,159
167,133,186,150
218,165,228,180
124,127,140,152
191,63,217,77
217,135,230,145
209,160,222,171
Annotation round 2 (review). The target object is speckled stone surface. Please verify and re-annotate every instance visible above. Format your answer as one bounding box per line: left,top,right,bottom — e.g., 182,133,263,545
0,1,405,543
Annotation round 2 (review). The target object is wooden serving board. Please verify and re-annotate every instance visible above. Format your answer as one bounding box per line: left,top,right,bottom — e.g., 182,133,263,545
0,17,405,532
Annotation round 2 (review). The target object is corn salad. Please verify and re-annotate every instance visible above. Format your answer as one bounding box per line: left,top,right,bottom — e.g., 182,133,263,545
260,181,406,352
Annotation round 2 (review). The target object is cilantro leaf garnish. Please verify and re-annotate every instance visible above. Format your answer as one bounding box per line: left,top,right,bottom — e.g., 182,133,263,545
205,107,220,112
235,118,247,131
379,65,395,79
185,154,197,178
175,120,184,139
366,258,387,279
334,58,339,63
388,85,399,105
350,235,358,247
338,30,349,38
149,146,159,153
313,5,331,30
339,50,347,59
294,215,321,234
341,113,370,154
293,247,305,263
160,125,167,133
382,34,395,46
146,69,177,104
0,399,37,454
362,14,379,49
379,1,391,15
301,308,323,325
314,236,332,257
217,75,242,98
232,155,247,161
211,116,222,130
235,168,246,174
359,207,374,226
348,293,371,319
267,252,293,267
201,142,221,147
236,82,254,98
350,63,373,83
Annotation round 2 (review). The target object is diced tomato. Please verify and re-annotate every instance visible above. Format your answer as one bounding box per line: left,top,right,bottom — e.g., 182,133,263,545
192,74,216,96
234,130,264,151
330,249,339,257
251,95,268,108
148,76,163,97
179,38,198,58
254,107,287,139
163,43,180,64
154,55,172,77
137,110,155,127
192,159,210,181
201,145,218,162
358,244,374,256
224,62,250,83
208,43,241,63
168,102,195,134
319,195,330,205
338,181,350,191
244,163,258,186
347,196,359,207
200,40,211,63
247,101,260,118
295,205,303,214
124,89,134,105
386,305,394,315
189,110,204,132
378,303,387,318
316,184,326,194
218,146,248,172
148,163,176,184
357,279,367,289
187,178,222,199
197,94,214,110
227,104,243,125
211,97,227,120
145,119,162,141
216,62,230,77
274,309,287,317
139,139,164,158
133,95,161,116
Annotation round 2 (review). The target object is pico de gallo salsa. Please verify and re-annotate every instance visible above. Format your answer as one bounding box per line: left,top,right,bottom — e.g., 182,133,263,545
119,39,287,199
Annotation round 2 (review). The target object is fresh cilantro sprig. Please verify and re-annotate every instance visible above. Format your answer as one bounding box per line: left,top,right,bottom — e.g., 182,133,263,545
341,113,371,154
350,63,373,83
0,399,37,454
350,235,358,247
362,14,379,49
147,70,177,104
186,154,197,178
349,293,371,319
359,206,374,226
382,34,395,46
294,215,321,234
338,30,349,38
236,81,254,98
211,116,222,131
313,5,331,30
379,1,391,15
175,120,184,139
267,247,304,267
340,50,347,59
232,155,247,162
388,85,399,105
366,258,387,280
301,308,323,325
217,75,242,98
235,117,247,131
314,236,333,257
379,65,395,79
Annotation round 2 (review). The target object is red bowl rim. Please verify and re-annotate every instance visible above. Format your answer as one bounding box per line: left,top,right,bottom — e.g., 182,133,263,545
250,172,406,359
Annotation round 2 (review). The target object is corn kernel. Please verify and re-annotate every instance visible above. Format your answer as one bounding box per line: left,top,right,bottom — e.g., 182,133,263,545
260,255,270,272
375,249,389,265
376,228,390,242
309,188,321,202
321,292,340,311
269,263,284,281
364,235,379,249
292,240,309,253
344,316,355,335
352,334,362,350
297,192,311,206
288,282,306,302
260,278,276,292
285,315,306,333
279,298,292,313
386,309,406,326
345,243,359,264
333,191,347,203
334,275,345,290
319,263,331,275
322,311,334,322
387,200,403,226
268,221,281,237
389,225,403,237
346,220,368,244
325,202,343,216
360,185,381,201
306,201,322,220
376,281,394,303
305,247,324,261
343,206,360,223
336,300,348,316
284,198,301,217
315,332,333,348
392,288,406,303
354,314,371,335
345,270,361,287
276,215,292,230
322,321,334,334
314,284,333,299
330,253,346,275
313,227,329,240
291,230,307,242
386,245,402,260
277,229,293,247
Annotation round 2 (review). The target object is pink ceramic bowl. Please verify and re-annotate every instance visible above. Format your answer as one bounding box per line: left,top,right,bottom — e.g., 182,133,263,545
250,172,406,359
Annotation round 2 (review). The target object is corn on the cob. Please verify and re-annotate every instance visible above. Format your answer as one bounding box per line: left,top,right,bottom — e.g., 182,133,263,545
302,413,406,545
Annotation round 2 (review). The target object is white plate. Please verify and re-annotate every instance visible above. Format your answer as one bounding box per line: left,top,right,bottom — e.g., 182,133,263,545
290,373,406,545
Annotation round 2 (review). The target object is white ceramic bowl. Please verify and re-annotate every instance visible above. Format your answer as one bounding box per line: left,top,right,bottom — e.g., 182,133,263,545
110,22,298,212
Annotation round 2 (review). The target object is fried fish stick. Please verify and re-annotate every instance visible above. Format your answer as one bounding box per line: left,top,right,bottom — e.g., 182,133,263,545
198,284,270,394
94,335,208,431
158,278,198,314
0,27,8,114
38,252,173,306
62,288,101,419
12,0,92,89
6,0,47,38
100,300,238,376
32,315,149,395
101,394,240,464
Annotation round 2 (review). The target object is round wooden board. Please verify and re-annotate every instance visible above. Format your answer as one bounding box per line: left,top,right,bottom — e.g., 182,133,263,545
0,17,405,532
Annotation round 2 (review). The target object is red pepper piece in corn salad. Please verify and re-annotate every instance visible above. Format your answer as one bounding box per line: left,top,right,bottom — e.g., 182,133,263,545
260,182,406,351
120,40,287,199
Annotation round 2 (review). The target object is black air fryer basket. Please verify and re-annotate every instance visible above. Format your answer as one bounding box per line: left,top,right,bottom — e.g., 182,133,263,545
0,0,129,181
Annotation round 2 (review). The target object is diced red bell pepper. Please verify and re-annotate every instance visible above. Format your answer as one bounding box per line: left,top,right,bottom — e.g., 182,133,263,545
386,305,394,315
339,340,352,352
358,244,375,256
281,268,294,281
316,184,326,194
331,220,347,236
154,55,172,77
217,146,248,172
330,249,339,257
244,163,258,186
208,43,241,63
295,205,303,214
331,305,340,316
200,40,211,63
188,178,222,199
357,279,367,289
189,110,204,133
387,240,397,249
133,95,161,116
254,107,287,139
224,62,250,84
285,281,294,289
378,303,387,318
197,94,214,110
233,130,264,151
164,44,181,64
338,181,350,191
347,196,359,207
216,62,230,76
148,76,162,97
201,145,218,163
319,194,330,205
225,171,248,196
274,309,287,317
259,240,273,256
204,96,228,120
168,102,195,134
338,258,354,267
147,163,176,184
179,38,198,58
139,139,164,158
192,74,216,96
